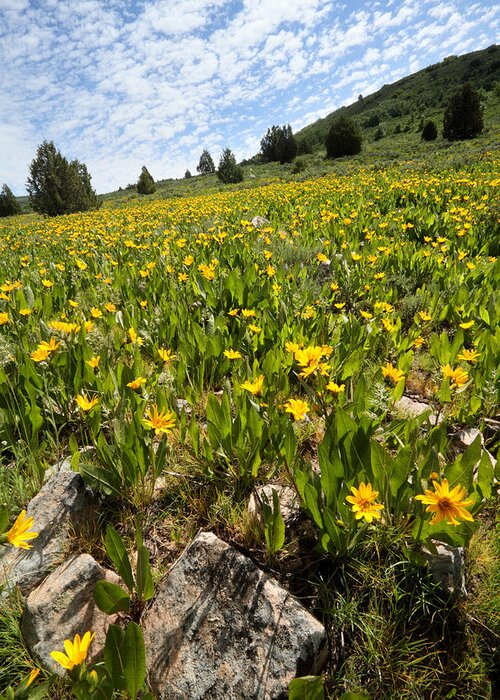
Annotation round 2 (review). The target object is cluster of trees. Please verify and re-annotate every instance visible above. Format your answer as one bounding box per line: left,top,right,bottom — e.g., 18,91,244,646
26,141,100,216
0,84,485,220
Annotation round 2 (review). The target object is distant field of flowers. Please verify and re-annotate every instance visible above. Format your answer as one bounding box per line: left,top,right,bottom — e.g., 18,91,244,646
0,157,499,696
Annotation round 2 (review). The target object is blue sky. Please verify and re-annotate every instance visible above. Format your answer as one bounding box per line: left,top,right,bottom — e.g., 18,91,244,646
1,0,498,195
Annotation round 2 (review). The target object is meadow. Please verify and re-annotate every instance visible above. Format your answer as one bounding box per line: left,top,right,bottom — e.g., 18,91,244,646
0,154,499,698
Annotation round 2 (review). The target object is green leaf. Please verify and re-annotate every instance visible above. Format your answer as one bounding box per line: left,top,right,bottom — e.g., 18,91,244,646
93,580,131,614
262,489,285,557
288,675,324,699
105,526,135,592
123,621,146,700
135,545,154,602
0,506,9,534
476,450,494,499
103,624,127,690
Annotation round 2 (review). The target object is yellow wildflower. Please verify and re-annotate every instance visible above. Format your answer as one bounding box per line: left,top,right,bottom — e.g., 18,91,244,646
346,483,383,523
5,510,38,549
415,478,474,526
284,398,310,421
50,632,94,671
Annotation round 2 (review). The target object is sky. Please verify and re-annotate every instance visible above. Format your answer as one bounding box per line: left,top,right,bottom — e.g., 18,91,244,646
0,0,498,196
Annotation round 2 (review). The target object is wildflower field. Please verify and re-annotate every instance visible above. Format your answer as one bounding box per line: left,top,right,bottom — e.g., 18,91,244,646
0,156,499,698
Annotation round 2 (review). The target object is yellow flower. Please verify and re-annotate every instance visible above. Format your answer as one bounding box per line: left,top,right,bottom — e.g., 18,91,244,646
224,349,242,359
39,338,60,353
86,356,100,369
42,279,54,288
248,324,261,333
0,312,9,325
413,336,424,348
284,398,310,421
459,320,474,330
294,346,324,378
127,376,146,390
441,364,469,389
457,348,480,363
418,311,432,322
360,310,373,319
68,299,79,308
143,405,176,435
242,309,256,318
326,381,345,394
104,302,117,313
381,362,405,386
285,341,302,354
90,307,102,318
50,631,94,671
266,264,276,277
346,482,384,523
228,308,239,316
351,251,362,261
178,272,188,282
5,510,38,549
76,393,99,411
19,308,32,316
241,374,264,396
415,478,474,526
128,327,144,346
31,347,51,362
158,347,177,363
317,252,328,263
26,668,40,687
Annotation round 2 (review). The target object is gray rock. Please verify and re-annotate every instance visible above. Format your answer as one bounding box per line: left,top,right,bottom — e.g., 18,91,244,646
422,542,466,596
143,531,327,700
449,428,497,471
22,554,121,674
0,470,96,594
393,396,439,423
251,216,271,228
248,484,300,526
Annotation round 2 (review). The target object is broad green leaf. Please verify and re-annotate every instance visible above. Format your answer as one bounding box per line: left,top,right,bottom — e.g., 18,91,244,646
123,621,146,700
136,545,154,602
103,624,127,690
105,526,135,592
288,675,324,699
93,580,130,614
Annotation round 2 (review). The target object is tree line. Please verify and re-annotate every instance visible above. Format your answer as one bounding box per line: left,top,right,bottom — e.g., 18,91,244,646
0,82,485,218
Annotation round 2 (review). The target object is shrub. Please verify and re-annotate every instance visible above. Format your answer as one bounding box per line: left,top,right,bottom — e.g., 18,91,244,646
421,120,438,141
217,149,243,184
0,184,21,217
443,83,484,141
26,141,100,216
137,166,156,195
197,149,215,175
325,116,362,158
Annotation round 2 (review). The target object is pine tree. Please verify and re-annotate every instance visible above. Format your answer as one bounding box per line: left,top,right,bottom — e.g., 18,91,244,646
0,184,21,217
325,116,362,158
421,119,438,141
184,170,192,179
260,125,297,164
137,166,156,194
443,83,484,141
197,149,215,175
217,149,243,184
26,141,100,216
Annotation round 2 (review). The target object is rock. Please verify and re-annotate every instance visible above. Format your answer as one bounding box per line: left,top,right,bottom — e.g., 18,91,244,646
0,470,96,594
21,554,121,674
422,542,466,596
43,447,96,483
248,484,300,526
143,531,327,699
449,428,496,471
393,395,439,423
251,216,271,228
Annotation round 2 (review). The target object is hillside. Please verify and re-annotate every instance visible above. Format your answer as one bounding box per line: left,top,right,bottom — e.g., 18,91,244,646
295,44,500,149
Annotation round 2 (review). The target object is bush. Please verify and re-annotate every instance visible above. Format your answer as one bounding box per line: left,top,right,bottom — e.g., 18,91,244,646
374,126,384,141
0,184,21,217
421,120,438,141
260,125,298,164
184,170,192,179
443,83,484,141
137,166,156,195
26,141,100,216
291,157,306,174
216,149,243,184
197,150,215,175
325,116,362,158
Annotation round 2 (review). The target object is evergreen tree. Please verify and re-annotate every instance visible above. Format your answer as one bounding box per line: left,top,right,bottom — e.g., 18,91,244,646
216,149,243,184
26,141,100,216
137,166,156,194
421,119,438,141
197,149,215,175
184,169,192,179
260,124,297,164
0,184,21,217
325,116,362,158
443,83,484,141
